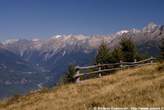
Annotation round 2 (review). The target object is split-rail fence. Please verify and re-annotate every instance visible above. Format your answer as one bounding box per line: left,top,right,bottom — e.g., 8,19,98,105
74,57,157,82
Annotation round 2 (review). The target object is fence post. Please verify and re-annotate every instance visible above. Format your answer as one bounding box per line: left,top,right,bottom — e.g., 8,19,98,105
133,59,137,67
75,66,80,83
120,60,123,69
98,63,102,77
150,56,153,63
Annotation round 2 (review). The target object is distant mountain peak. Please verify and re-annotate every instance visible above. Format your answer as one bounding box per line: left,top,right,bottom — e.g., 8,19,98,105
143,22,158,32
147,22,158,27
51,35,63,39
116,30,129,35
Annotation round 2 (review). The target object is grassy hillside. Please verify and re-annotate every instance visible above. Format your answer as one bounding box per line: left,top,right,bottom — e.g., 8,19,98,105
0,62,164,110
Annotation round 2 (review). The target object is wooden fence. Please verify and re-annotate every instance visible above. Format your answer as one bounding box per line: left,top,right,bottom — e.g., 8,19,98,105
73,57,157,82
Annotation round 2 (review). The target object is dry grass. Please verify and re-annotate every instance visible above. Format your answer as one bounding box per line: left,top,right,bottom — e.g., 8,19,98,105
0,63,164,110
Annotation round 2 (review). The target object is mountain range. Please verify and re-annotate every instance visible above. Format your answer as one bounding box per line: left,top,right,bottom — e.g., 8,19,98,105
0,22,163,98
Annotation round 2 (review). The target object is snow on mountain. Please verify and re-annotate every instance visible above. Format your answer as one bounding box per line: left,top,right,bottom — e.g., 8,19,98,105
50,35,63,39
143,22,158,32
31,38,43,49
115,30,129,35
32,38,40,42
3,39,19,45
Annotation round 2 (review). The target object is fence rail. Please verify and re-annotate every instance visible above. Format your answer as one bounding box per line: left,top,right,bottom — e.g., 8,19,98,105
74,57,157,82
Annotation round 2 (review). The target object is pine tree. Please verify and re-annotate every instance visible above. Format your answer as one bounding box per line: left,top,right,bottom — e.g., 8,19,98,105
96,42,111,64
120,35,137,62
160,36,164,59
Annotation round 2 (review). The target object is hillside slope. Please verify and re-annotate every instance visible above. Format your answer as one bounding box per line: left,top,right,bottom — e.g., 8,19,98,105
0,63,164,110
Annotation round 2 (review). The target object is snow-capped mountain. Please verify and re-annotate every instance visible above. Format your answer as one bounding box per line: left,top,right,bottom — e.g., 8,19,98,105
4,35,112,61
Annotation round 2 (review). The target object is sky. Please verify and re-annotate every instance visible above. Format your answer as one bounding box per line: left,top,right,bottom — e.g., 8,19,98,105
0,0,164,41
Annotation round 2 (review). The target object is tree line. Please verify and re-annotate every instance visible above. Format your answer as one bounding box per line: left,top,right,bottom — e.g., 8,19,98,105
96,35,145,64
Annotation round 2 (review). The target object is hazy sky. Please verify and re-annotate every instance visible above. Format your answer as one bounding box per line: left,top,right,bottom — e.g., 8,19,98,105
0,0,164,41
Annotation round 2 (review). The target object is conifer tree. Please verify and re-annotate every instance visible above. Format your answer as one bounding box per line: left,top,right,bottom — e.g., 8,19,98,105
96,42,111,64
120,35,137,62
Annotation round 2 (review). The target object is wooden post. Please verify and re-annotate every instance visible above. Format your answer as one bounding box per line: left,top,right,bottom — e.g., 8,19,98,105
150,56,153,63
75,66,80,83
98,63,102,77
120,60,123,69
133,59,137,67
